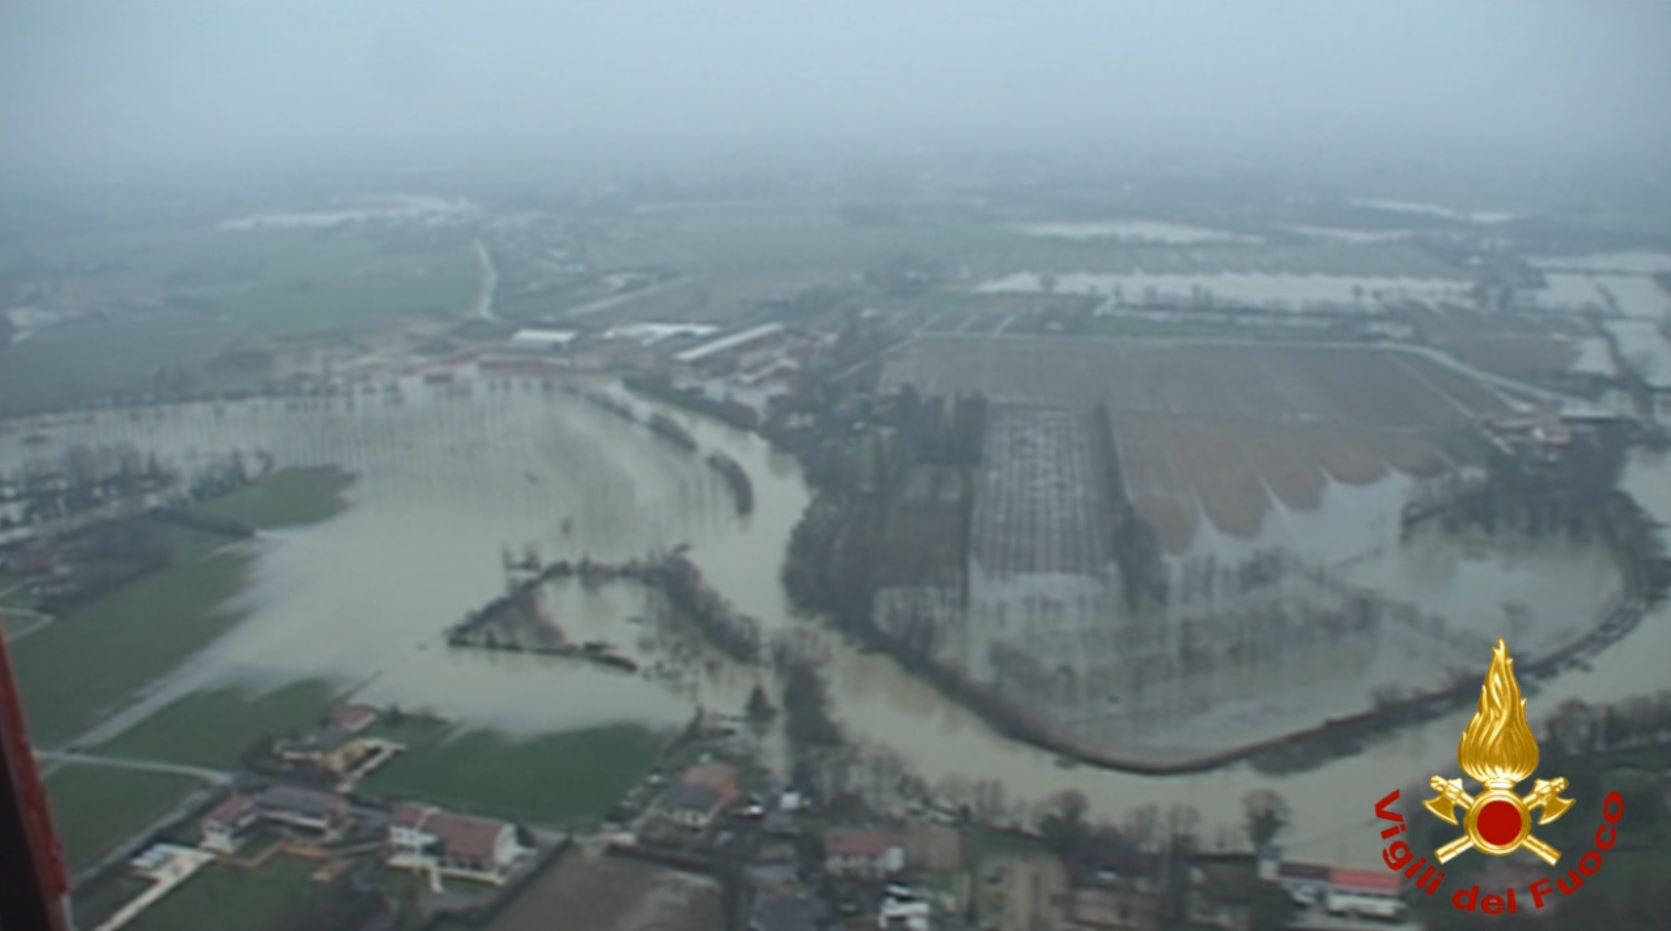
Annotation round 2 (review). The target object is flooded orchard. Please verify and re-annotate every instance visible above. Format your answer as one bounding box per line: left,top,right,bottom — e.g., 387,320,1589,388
2,377,1665,868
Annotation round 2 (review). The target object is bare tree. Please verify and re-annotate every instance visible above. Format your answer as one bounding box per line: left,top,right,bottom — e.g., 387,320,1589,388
1242,790,1290,849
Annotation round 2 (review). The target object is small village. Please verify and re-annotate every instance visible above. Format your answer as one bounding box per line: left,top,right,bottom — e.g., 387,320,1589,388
58,681,1450,931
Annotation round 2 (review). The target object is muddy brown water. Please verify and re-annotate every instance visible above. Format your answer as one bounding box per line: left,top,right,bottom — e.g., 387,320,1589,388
4,380,1665,867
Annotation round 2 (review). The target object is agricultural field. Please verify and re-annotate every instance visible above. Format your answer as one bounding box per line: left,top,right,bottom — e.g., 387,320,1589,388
122,855,322,931
445,846,723,931
972,405,1110,577
0,223,479,414
884,336,1507,551
1401,301,1613,382
11,530,253,745
6,225,478,335
360,719,660,826
44,764,203,870
12,467,360,746
575,214,1465,322
98,680,337,768
190,466,354,530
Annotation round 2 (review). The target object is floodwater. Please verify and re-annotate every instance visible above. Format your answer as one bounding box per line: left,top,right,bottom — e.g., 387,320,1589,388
1010,220,1257,244
1348,199,1519,224
4,378,1667,867
217,194,476,231
975,271,1471,310
1532,251,1671,275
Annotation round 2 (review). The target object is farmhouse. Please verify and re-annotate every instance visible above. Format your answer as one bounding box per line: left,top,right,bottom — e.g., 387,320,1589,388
275,724,375,776
388,803,526,885
674,323,785,373
201,786,351,850
653,783,730,831
824,830,906,879
200,795,261,852
1324,868,1403,919
256,785,350,840
508,328,579,353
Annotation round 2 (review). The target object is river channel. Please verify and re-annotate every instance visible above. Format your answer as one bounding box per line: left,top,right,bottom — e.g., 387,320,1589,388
3,373,1665,869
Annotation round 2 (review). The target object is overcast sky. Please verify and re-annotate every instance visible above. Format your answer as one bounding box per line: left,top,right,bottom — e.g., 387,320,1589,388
2,1,1667,179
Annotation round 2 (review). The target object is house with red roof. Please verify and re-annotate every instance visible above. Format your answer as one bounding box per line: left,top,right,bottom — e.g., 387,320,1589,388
200,795,261,852
824,829,906,879
388,803,526,885
1324,867,1403,920
198,786,351,852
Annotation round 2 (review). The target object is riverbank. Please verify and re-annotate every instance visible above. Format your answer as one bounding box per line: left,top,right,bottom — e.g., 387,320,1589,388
8,468,357,747
759,398,1665,778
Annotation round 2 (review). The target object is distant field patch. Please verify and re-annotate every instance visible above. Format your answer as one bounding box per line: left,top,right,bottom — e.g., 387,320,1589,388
361,720,660,826
884,337,1506,551
192,466,354,529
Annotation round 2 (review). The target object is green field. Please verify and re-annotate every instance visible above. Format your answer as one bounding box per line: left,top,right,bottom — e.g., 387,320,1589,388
13,466,355,747
361,720,660,826
99,680,337,768
154,227,477,335
0,314,243,416
12,542,252,746
193,466,354,529
125,856,320,931
44,765,202,871
0,224,478,414
587,217,1462,282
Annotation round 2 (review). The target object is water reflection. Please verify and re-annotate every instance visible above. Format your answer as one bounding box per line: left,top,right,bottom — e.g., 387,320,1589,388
5,385,1666,868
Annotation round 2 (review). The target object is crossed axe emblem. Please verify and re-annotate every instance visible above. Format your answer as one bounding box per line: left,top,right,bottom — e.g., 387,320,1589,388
1424,775,1575,866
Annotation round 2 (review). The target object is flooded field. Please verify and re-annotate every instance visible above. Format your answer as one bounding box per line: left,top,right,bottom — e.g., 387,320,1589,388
3,377,1666,871
1533,251,1671,275
975,270,1472,310
883,336,1504,550
1010,220,1258,244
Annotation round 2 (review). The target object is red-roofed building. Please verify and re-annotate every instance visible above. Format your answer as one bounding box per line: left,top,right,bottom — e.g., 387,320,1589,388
1325,867,1403,919
681,763,741,806
1266,858,1330,908
824,829,906,878
388,804,525,885
200,795,260,852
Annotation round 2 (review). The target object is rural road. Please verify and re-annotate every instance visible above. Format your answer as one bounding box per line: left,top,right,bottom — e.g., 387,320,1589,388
564,275,690,318
36,749,235,785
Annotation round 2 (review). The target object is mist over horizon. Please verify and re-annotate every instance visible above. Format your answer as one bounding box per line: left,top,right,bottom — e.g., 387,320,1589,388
3,1,1669,188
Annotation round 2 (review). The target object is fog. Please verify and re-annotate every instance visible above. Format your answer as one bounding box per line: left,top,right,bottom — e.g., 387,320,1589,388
4,1,1669,179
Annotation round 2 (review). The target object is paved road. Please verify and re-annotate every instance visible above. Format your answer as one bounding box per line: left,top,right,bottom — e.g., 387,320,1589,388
37,750,235,785
564,276,691,318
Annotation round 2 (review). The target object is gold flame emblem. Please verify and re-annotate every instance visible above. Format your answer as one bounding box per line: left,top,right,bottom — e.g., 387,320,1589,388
1423,639,1575,865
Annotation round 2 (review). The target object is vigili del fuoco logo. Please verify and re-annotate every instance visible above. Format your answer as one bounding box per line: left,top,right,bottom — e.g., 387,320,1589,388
1371,639,1626,915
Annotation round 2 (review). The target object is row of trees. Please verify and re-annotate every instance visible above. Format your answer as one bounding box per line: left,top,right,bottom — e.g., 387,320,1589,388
657,555,762,664
1093,405,1168,609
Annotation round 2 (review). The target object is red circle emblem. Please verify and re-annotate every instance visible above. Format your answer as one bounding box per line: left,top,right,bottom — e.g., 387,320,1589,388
1476,799,1523,847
